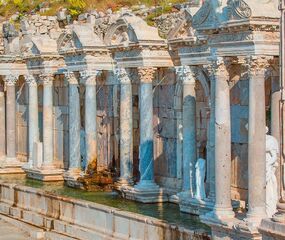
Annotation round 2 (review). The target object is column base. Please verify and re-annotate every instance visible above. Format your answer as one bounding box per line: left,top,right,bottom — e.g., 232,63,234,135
114,178,134,191
0,157,24,174
258,218,285,240
63,169,84,188
24,167,64,182
179,193,215,216
120,180,168,203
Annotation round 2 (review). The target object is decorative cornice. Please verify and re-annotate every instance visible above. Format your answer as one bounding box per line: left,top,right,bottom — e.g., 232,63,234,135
137,67,156,84
115,68,131,84
175,66,196,84
5,75,19,86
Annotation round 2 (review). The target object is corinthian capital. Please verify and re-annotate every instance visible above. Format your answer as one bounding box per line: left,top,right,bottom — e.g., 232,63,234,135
115,68,131,84
64,71,78,85
138,67,156,84
247,56,271,76
5,75,19,86
80,70,101,85
175,65,196,84
25,75,37,86
40,74,54,86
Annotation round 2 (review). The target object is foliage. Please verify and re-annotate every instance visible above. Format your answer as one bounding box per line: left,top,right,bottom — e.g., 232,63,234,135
0,0,186,19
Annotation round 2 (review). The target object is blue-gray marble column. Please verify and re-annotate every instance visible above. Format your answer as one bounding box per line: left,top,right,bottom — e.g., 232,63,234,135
176,66,197,196
211,57,234,219
0,82,5,159
116,68,133,186
5,75,18,162
136,67,158,189
42,74,54,168
67,72,81,174
26,75,39,168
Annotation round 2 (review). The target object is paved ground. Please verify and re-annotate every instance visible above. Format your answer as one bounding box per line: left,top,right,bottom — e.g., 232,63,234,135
0,219,29,240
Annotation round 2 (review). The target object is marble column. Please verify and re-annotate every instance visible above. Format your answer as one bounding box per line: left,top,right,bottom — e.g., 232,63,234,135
41,74,54,169
80,70,100,173
206,66,216,200
0,82,5,160
176,66,197,195
246,56,268,224
136,67,158,189
115,68,133,186
26,75,39,168
66,72,81,176
210,57,234,219
5,75,18,163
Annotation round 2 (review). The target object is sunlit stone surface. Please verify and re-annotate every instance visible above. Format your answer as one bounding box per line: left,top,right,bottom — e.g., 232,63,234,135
0,0,283,239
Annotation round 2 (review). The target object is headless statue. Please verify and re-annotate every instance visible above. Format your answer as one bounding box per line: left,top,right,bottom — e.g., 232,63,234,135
266,127,279,217
195,158,206,200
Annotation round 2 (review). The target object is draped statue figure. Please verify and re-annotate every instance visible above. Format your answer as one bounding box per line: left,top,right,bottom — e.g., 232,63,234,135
266,127,279,217
195,158,206,200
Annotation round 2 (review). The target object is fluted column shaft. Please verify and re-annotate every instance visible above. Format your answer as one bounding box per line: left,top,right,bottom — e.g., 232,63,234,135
247,57,267,222
42,74,54,168
67,73,81,171
81,71,99,172
116,68,133,185
137,67,157,188
26,75,39,167
5,75,18,162
0,83,5,159
211,58,234,219
176,66,197,195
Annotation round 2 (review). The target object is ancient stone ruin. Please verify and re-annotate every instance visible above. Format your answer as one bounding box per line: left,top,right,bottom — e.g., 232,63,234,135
0,0,284,239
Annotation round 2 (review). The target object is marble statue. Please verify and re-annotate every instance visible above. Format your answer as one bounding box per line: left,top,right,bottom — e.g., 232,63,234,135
265,127,279,217
195,158,206,200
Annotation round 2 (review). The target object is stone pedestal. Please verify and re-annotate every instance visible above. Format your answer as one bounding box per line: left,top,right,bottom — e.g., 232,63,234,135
64,72,82,186
0,75,24,174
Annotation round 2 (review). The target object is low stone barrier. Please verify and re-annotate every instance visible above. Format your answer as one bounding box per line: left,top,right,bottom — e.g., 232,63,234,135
0,182,210,240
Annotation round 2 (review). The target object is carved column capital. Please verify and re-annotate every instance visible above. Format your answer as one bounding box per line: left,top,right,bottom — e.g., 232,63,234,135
80,70,101,85
246,56,271,76
210,56,230,76
175,65,196,84
64,71,78,85
137,67,156,84
5,75,19,86
115,68,131,84
40,74,54,86
25,75,37,86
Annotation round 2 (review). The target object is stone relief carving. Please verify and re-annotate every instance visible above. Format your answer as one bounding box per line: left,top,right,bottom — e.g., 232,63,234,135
192,1,211,27
228,0,252,19
195,158,206,200
265,127,279,217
